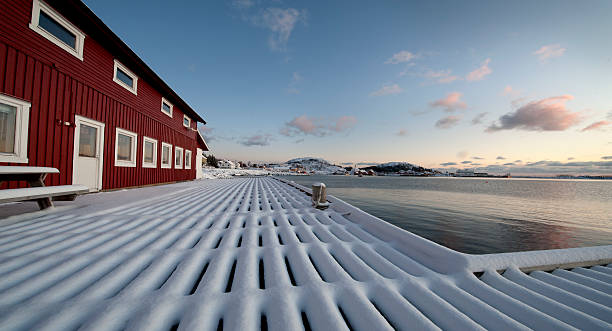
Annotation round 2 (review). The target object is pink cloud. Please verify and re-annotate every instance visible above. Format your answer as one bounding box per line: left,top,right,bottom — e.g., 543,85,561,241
487,95,582,132
534,44,566,61
281,115,356,136
435,115,461,129
424,70,459,84
581,120,611,132
385,50,417,64
430,92,467,112
466,58,492,81
333,116,357,132
370,84,403,96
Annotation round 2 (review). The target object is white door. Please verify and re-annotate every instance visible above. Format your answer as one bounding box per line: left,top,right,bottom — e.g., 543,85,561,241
196,148,203,178
72,116,105,191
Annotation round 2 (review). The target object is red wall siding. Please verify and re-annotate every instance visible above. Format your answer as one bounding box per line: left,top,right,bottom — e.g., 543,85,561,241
0,0,199,190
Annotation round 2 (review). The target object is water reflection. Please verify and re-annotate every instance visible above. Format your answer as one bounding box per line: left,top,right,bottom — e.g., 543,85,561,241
287,176,612,254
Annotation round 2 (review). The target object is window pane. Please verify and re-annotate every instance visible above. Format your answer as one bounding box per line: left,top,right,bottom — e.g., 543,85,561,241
78,124,97,157
162,102,171,113
175,150,182,166
116,68,134,88
185,151,191,167
162,146,170,164
0,103,17,154
117,133,132,161
38,11,76,49
183,117,189,126
144,141,154,163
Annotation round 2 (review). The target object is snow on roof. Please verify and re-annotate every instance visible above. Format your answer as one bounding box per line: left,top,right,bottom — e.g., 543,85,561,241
0,177,610,330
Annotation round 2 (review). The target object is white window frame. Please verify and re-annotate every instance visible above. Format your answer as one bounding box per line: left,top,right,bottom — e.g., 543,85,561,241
115,128,137,167
161,142,172,169
0,94,30,163
184,149,192,169
174,146,184,169
29,0,85,61
142,136,157,168
113,60,138,95
161,98,173,118
183,114,191,128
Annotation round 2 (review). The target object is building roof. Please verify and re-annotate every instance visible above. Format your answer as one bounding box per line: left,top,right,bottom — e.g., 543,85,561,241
47,0,205,124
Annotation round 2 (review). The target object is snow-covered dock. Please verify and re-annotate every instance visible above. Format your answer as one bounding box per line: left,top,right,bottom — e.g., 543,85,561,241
0,177,610,331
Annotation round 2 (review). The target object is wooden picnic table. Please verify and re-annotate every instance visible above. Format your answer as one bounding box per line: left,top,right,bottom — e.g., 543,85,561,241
0,166,84,209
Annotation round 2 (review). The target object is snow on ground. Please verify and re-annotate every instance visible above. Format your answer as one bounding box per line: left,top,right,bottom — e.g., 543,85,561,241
200,167,299,179
0,177,610,330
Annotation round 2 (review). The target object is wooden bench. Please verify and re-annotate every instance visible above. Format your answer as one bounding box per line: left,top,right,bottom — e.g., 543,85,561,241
0,166,89,210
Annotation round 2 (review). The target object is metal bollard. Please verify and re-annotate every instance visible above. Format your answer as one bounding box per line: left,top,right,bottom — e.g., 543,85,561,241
311,182,330,209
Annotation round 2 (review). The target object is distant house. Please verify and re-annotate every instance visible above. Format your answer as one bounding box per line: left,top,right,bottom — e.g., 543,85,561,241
0,0,209,191
217,160,235,169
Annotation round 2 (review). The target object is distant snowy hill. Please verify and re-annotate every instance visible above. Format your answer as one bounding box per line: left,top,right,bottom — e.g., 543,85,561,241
363,162,432,173
285,157,346,174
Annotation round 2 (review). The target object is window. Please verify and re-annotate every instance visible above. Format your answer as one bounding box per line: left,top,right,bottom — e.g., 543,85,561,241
0,94,30,163
29,0,85,60
142,136,157,168
78,124,97,157
183,115,191,128
161,98,173,117
185,149,192,169
161,142,172,169
175,146,183,169
115,128,137,167
113,60,138,94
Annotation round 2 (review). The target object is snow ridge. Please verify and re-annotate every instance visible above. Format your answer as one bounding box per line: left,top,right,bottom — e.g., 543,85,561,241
0,177,610,330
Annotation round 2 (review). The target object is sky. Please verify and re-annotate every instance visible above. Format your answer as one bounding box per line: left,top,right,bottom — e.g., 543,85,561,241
84,0,612,175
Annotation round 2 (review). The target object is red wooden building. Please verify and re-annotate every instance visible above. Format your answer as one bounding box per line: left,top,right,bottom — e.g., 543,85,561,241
0,0,209,191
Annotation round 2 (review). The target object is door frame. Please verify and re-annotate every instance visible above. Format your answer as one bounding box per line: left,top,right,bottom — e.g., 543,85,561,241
72,115,105,191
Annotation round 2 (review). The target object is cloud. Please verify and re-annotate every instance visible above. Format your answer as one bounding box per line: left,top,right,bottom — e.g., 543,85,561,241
534,44,566,61
514,160,522,163
602,156,612,160
430,92,467,112
466,58,492,81
231,0,254,9
503,162,516,166
251,8,307,51
370,84,403,96
567,157,575,160
496,156,506,160
435,115,461,129
440,162,458,166
581,120,611,132
385,51,417,64
332,116,357,132
198,126,216,141
457,150,468,158
240,134,273,146
461,161,472,164
472,156,484,160
281,115,357,137
424,70,459,84
396,129,408,136
487,95,581,132
286,72,303,94
471,112,488,125
502,85,521,97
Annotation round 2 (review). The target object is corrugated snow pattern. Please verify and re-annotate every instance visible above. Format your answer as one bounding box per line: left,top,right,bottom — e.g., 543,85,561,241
0,177,610,331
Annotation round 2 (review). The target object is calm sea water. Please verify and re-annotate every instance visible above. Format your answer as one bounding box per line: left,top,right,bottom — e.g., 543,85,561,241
286,175,612,254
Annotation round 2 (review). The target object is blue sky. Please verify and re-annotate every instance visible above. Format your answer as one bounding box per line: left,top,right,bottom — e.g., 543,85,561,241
84,0,612,174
